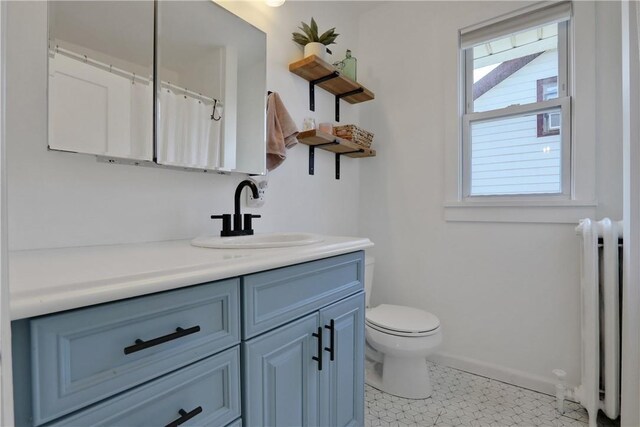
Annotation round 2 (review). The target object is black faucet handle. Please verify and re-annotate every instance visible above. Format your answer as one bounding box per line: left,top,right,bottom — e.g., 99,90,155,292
243,214,261,235
211,214,232,236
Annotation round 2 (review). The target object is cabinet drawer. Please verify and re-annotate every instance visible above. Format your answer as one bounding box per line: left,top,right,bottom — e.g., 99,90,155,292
48,346,241,427
30,279,240,425
242,251,363,339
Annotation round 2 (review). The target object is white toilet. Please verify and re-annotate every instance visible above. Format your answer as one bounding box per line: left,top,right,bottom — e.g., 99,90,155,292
364,256,442,399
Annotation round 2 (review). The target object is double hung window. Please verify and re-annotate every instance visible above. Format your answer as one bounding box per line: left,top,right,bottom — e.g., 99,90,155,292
460,2,572,198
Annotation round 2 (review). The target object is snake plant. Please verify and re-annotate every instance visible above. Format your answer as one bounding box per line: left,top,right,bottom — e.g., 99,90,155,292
292,18,339,54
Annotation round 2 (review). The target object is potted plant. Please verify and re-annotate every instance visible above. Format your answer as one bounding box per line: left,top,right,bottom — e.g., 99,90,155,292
292,18,338,60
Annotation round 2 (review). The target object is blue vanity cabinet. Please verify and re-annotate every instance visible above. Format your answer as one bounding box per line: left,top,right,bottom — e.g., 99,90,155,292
243,252,365,427
319,292,365,427
11,250,365,427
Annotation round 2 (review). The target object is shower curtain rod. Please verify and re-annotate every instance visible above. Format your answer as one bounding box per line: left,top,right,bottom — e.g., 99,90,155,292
161,81,221,106
50,45,222,106
50,45,151,85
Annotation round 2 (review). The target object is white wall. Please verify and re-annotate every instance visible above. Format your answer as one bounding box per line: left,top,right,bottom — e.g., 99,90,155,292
6,1,367,251
357,1,622,394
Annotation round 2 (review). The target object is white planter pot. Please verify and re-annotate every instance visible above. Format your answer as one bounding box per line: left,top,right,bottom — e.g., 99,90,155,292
304,42,326,60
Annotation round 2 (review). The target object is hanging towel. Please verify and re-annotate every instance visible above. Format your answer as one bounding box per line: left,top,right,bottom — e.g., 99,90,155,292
266,92,298,171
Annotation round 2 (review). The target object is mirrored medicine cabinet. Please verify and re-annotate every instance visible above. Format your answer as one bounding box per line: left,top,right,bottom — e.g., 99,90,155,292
47,0,267,175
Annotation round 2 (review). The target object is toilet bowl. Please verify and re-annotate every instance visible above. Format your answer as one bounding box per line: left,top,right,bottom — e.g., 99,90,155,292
364,256,442,399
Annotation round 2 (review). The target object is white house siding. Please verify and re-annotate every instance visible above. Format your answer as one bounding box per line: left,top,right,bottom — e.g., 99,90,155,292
471,49,560,195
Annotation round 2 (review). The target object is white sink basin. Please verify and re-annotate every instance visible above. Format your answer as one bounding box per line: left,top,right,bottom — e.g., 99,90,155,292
191,232,323,249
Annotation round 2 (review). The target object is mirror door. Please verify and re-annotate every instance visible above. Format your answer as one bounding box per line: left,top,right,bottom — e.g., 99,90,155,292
48,1,154,161
156,1,266,174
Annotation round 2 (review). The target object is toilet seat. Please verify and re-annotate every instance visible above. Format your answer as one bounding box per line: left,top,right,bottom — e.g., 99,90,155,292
366,321,440,337
366,304,440,337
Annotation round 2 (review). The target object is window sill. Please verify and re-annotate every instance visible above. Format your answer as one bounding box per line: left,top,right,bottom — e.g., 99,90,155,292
443,200,598,223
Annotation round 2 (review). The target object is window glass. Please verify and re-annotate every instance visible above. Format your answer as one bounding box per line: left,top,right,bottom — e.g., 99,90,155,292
470,108,562,196
472,23,559,113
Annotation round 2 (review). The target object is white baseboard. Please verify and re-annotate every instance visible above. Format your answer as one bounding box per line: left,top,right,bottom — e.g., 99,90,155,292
428,352,558,396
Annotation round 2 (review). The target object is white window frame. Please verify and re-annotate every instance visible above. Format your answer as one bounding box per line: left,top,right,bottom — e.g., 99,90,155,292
444,1,598,224
462,21,571,200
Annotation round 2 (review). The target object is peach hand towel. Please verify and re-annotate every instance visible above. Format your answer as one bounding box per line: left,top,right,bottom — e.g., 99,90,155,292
266,92,298,171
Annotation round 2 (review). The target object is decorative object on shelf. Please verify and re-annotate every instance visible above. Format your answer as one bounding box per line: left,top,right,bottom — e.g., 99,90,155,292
297,129,376,179
334,124,374,148
333,49,357,81
266,92,299,171
289,55,374,121
302,117,316,131
292,18,339,60
318,122,333,134
265,0,285,7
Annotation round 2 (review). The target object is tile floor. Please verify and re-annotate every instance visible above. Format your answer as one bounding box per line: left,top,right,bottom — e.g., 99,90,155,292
365,362,619,427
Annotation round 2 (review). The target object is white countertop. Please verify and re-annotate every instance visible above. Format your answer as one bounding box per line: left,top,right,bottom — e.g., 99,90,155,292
9,235,373,320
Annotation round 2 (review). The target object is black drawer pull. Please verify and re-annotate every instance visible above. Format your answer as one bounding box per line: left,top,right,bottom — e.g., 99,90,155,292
312,326,323,371
124,326,201,355
165,406,203,427
324,319,335,361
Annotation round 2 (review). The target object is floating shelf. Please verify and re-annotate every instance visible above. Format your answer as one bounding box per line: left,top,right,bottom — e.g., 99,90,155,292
289,55,375,121
298,129,376,179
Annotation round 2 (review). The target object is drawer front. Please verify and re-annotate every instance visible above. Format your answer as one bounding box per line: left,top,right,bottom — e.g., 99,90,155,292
31,279,240,425
226,418,242,427
242,251,363,339
49,346,241,427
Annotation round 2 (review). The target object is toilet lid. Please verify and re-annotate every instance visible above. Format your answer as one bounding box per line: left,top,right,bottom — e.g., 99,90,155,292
366,304,440,334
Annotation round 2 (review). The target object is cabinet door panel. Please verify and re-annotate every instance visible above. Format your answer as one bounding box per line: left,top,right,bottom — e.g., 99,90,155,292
320,292,365,427
243,313,320,427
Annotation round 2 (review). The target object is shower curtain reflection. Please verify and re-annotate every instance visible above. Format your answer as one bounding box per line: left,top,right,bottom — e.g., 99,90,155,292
157,86,223,169
48,51,153,160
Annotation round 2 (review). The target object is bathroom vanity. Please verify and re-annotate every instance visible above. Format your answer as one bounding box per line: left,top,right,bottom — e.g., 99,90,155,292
9,236,371,427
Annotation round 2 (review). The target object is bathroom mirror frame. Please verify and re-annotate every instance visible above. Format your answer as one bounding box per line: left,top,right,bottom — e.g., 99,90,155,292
47,0,268,177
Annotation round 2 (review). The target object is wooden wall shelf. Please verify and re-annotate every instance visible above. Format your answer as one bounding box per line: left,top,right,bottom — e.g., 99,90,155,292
297,129,376,179
298,130,376,157
289,55,375,121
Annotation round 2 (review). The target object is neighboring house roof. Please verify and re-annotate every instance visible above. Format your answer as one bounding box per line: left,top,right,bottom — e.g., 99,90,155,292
473,52,543,101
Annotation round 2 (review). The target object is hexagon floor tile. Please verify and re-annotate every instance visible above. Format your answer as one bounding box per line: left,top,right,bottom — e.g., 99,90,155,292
365,362,620,427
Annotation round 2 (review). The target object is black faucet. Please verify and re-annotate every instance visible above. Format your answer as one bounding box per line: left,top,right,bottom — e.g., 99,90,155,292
211,180,261,237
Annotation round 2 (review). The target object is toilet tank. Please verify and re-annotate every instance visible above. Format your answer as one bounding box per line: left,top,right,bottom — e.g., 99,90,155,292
364,255,374,307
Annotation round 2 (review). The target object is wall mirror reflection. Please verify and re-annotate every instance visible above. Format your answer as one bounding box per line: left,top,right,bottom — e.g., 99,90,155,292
48,1,154,161
157,1,267,174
